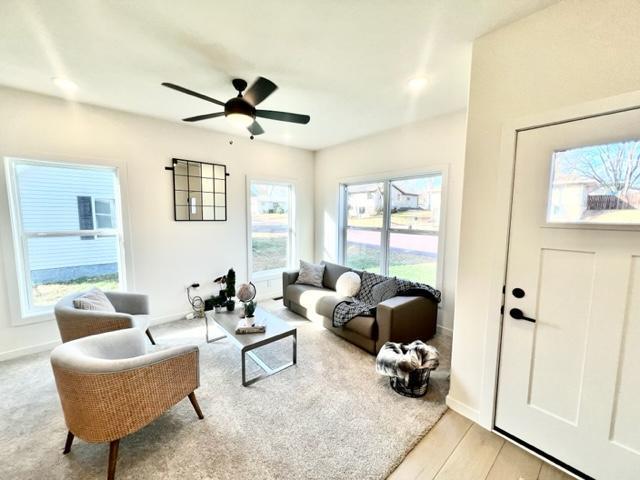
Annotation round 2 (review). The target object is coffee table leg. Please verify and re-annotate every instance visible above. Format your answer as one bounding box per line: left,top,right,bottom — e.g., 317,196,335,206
242,350,247,386
293,330,297,365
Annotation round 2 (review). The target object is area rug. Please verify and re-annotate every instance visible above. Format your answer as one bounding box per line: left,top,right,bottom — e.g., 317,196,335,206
0,301,450,480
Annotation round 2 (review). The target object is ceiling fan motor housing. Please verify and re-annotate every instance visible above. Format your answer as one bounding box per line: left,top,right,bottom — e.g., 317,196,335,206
225,97,256,120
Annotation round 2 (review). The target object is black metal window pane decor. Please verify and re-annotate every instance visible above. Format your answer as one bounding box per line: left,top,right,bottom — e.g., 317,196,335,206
170,158,228,222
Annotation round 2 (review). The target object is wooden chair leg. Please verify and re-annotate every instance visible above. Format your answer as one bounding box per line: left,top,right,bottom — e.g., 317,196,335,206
63,431,74,454
188,392,204,419
107,439,120,480
145,328,156,345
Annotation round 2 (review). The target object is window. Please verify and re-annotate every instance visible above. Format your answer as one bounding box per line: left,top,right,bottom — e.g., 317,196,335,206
6,158,124,316
248,180,295,275
77,197,116,239
547,140,640,224
342,174,443,286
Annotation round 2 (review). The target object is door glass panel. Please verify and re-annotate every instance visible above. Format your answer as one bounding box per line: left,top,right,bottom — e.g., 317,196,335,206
548,140,640,224
346,183,384,228
388,232,438,285
344,228,381,273
390,176,441,232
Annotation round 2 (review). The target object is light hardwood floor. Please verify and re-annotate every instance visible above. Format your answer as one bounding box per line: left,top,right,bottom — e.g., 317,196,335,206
388,410,574,480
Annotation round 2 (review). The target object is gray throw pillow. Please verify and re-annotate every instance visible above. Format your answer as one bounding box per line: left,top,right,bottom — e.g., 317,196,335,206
371,278,398,304
72,288,116,312
295,260,325,288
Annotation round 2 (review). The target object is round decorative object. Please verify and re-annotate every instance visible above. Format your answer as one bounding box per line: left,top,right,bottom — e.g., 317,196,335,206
335,271,361,297
244,300,256,318
237,282,257,303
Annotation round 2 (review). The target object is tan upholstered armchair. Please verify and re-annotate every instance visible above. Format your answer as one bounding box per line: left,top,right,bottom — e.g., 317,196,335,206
54,291,156,344
50,328,202,480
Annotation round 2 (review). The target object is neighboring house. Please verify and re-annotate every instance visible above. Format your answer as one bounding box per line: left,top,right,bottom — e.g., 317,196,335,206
549,173,640,221
16,163,118,284
391,184,420,209
250,191,288,214
348,184,422,216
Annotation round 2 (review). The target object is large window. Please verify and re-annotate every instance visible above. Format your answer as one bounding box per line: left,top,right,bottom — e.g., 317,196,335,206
248,180,295,275
6,158,124,316
342,174,443,286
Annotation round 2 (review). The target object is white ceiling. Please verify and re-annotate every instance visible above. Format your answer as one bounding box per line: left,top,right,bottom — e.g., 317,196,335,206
0,0,558,150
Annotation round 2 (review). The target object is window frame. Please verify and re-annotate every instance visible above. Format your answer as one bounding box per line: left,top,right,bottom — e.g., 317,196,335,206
246,177,297,281
339,168,447,289
93,197,117,229
3,157,127,322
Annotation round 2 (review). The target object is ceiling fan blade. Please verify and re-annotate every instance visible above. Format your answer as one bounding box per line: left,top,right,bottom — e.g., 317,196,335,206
247,120,265,136
162,82,225,107
256,109,310,124
182,112,225,122
243,77,278,106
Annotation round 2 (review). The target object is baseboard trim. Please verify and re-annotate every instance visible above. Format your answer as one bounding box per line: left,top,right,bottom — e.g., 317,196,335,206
446,395,480,423
0,339,61,362
150,311,191,326
436,324,453,337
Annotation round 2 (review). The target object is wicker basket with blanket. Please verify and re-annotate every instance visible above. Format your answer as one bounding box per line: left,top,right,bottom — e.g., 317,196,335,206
375,340,439,398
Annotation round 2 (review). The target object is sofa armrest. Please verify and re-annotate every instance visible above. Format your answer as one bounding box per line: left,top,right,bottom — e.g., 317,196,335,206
105,291,150,315
282,270,300,307
376,296,437,350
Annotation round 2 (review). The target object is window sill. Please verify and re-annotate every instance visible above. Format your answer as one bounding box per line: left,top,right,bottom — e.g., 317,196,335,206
12,309,55,327
251,269,288,282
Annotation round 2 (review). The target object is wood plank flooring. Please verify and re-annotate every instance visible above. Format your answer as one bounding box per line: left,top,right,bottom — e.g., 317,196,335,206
388,410,575,480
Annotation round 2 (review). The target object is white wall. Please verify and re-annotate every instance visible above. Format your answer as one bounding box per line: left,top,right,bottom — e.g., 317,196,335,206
0,87,314,360
314,111,467,333
450,0,640,424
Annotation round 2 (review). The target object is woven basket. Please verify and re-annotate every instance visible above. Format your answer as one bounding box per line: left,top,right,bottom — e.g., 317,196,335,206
389,367,432,398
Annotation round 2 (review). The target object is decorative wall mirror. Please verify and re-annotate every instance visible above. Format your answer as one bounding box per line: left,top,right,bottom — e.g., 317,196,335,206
167,158,228,221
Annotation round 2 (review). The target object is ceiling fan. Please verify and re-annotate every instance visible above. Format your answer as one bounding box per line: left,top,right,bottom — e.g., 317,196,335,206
162,77,310,137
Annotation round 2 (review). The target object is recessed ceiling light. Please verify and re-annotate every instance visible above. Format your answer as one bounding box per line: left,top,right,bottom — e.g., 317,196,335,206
407,76,428,92
51,77,78,92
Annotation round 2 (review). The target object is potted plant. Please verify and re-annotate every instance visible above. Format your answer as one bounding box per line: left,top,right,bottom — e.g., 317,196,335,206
225,268,236,311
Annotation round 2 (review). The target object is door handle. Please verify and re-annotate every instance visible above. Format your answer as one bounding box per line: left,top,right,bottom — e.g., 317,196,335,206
509,308,536,323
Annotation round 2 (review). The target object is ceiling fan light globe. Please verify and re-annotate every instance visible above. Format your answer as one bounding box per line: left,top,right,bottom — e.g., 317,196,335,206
226,112,254,128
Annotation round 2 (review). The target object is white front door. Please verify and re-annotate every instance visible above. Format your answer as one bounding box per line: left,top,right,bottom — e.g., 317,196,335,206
495,107,640,479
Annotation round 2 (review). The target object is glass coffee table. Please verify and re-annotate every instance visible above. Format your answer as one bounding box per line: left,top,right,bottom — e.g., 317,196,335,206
205,305,297,386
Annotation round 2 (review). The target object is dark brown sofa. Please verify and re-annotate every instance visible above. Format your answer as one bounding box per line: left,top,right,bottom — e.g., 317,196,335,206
282,261,438,354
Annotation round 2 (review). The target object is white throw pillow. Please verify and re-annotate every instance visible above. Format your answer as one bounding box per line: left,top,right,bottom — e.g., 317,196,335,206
295,260,325,288
335,271,361,298
72,288,116,312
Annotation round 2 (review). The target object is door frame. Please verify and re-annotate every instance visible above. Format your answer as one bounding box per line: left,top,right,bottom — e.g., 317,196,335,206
479,89,640,432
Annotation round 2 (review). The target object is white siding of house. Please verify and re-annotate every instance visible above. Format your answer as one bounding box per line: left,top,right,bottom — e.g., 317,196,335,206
15,162,118,271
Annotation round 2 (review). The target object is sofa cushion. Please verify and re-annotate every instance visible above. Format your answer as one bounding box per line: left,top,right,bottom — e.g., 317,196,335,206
321,261,351,290
316,295,348,319
72,288,116,312
335,271,361,297
295,260,325,287
286,284,336,311
344,316,377,339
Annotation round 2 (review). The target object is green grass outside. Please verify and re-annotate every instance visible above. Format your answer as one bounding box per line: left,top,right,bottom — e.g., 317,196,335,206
346,242,437,286
251,236,438,285
32,274,119,306
252,236,288,272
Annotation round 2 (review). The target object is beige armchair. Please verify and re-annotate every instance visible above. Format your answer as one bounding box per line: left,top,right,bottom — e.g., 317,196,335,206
54,291,156,344
50,328,202,480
